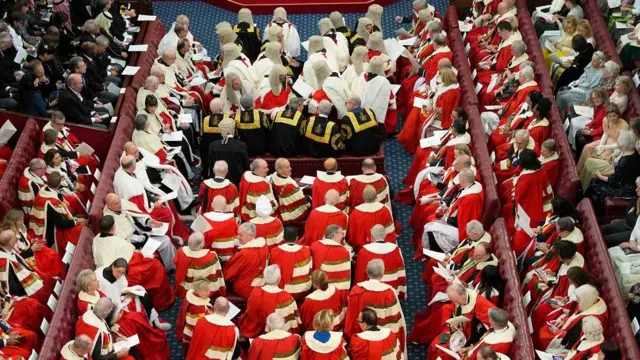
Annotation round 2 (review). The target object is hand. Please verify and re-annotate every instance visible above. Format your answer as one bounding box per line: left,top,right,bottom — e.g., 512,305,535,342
420,196,436,205
163,124,171,132
180,122,190,129
33,79,40,88
120,52,128,59
1,299,13,320
532,226,542,234
552,15,559,23
95,101,104,108
154,201,162,209
75,218,88,226
116,348,130,358
93,114,103,123
6,331,22,346
110,67,119,76
395,16,403,23
75,183,85,192
127,9,136,17
483,13,492,21
149,219,162,228
562,60,571,68
31,241,44,252
554,42,562,50
594,170,602,178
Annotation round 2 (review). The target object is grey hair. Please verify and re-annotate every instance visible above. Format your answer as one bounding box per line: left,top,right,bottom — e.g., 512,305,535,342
188,232,205,251
604,60,620,77
288,97,304,108
488,308,509,328
28,158,46,171
519,66,534,81
83,19,99,33
249,159,264,172
239,222,257,237
427,20,442,32
213,160,228,174
69,56,85,72
465,220,484,235
521,60,536,71
618,130,637,151
433,33,446,46
76,269,96,292
459,168,475,183
96,35,110,47
413,0,427,6
515,129,530,140
347,95,362,108
366,259,385,279
447,283,466,295
370,224,386,241
512,40,526,54
266,313,286,331
93,297,113,319
240,93,254,110
134,114,148,131
324,224,343,239
144,76,159,89
162,48,176,61
576,284,599,310
150,65,164,77
593,51,606,63
274,158,288,171
318,100,332,116
0,32,11,43
582,316,604,342
73,335,92,350
263,264,282,285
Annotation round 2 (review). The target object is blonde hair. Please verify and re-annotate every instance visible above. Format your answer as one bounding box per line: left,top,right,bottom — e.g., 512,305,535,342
563,15,578,33
312,310,335,332
311,270,329,290
440,68,457,86
1,209,26,233
454,144,472,156
577,20,592,39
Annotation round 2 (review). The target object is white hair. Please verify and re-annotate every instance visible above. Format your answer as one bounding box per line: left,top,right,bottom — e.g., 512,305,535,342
318,100,332,116
239,222,257,237
347,95,361,107
604,60,620,77
618,130,636,151
366,259,385,280
519,66,534,81
515,129,530,140
266,313,286,331
264,265,282,285
465,220,484,235
213,160,228,174
575,284,599,311
512,40,526,54
370,224,386,241
188,232,205,251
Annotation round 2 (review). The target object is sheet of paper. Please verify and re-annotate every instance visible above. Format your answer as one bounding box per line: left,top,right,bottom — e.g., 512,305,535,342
433,266,453,281
111,116,118,124
137,14,157,21
301,40,309,51
523,291,532,307
113,334,140,352
106,82,120,96
28,349,37,360
384,38,406,61
161,173,183,191
226,301,241,320
157,192,178,203
485,105,502,110
413,97,430,108
390,84,401,94
141,238,162,258
150,222,169,236
608,0,621,7
436,345,461,360
189,76,207,87
178,114,193,124
47,295,58,311
102,102,114,116
616,21,633,29
544,40,556,52
110,56,126,67
465,42,471,54
573,105,594,118
128,44,148,52
458,21,473,32
634,73,640,87
398,36,417,46
75,142,95,156
428,291,450,305
162,131,183,142
191,215,214,233
293,78,314,98
537,11,554,22
166,146,182,158
471,68,477,80
401,49,421,69
394,28,411,37
423,249,447,261
420,136,440,149
119,87,126,94
14,47,27,64
516,204,535,237
475,82,483,94
535,350,557,360
89,182,96,194
66,242,76,254
541,30,561,37
40,318,49,334
633,317,640,335
0,121,16,144
300,175,315,185
62,251,73,264
54,280,63,296
93,168,101,181
122,66,140,76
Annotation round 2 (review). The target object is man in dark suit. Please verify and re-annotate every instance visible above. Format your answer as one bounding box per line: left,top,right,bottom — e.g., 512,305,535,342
208,117,250,186
70,53,117,106
57,74,105,125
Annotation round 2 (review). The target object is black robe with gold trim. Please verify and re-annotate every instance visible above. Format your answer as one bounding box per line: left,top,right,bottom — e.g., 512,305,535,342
234,22,262,63
235,109,270,156
200,113,227,178
301,115,343,158
269,106,304,157
341,108,380,156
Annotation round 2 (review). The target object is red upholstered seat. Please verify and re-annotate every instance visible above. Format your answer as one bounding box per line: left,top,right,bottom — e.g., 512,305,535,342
490,218,536,360
39,228,96,360
603,196,634,225
119,88,138,122
577,199,640,358
0,119,40,217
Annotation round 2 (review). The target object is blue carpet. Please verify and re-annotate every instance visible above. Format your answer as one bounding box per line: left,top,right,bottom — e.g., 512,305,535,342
153,1,449,358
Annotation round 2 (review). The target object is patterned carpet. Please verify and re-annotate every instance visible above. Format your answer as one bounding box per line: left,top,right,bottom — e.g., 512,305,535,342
153,0,449,358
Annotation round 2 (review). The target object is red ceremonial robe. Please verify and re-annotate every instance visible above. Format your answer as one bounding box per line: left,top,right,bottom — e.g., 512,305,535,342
477,54,529,107
346,202,396,251
399,46,452,107
260,86,293,113
201,211,238,262
310,239,352,301
271,174,310,225
299,205,349,246
269,243,313,300
176,290,213,347
40,122,100,172
354,242,407,300
112,307,171,360
299,285,347,332
223,237,269,300
186,314,239,360
7,297,50,335
239,172,278,222
541,153,560,189
498,81,540,120
311,172,349,212
405,131,471,187
419,84,462,131
348,327,402,360
492,137,539,185
238,285,301,338
430,181,484,241
173,247,226,299
75,311,135,360
301,331,349,360
0,324,38,358
248,329,301,360
536,298,608,350
465,323,516,360
18,168,46,217
250,216,284,248
348,173,391,213
0,247,54,306
15,230,65,279
198,178,240,219
563,338,602,360
488,107,534,153
29,186,84,254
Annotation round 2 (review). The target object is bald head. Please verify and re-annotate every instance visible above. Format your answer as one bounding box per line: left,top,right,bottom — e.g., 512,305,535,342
212,195,227,212
67,73,83,91
363,185,377,203
210,98,223,113
105,193,121,212
362,158,376,173
121,155,136,172
123,142,137,156
324,189,340,206
71,334,92,355
214,297,230,315
0,230,15,248
324,158,338,172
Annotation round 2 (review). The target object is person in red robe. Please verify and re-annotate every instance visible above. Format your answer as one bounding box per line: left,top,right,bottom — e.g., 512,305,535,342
199,196,239,262
492,130,540,185
58,335,93,360
0,299,40,359
174,232,226,299
458,308,515,360
250,196,284,248
497,98,551,158
300,270,347,332
300,189,349,246
75,298,134,360
198,160,240,218
349,159,391,211
539,139,560,189
301,310,349,360
186,297,241,360
41,112,101,173
176,279,213,351
18,159,48,219
535,284,608,350
311,158,349,212
248,313,301,359
423,168,484,253
347,185,396,251
488,91,542,153
239,265,301,338
474,21,521,74
271,158,310,225
223,222,269,300
310,225,352,302
239,159,278,221
259,65,292,116
345,259,407,354
270,226,312,300
355,225,407,300
557,316,604,360
348,307,402,360
408,284,495,356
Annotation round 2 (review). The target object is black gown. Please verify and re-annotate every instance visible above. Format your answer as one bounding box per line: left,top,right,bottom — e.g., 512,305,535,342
586,152,640,219
200,113,225,178
234,23,262,63
301,115,344,158
235,109,270,156
341,107,380,156
208,137,250,186
269,106,304,157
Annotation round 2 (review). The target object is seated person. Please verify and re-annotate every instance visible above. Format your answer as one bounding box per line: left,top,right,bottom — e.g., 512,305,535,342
555,52,606,114
235,94,269,156
341,95,380,156
302,100,344,158
57,73,108,125
17,60,49,117
600,179,640,248
174,232,226,299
